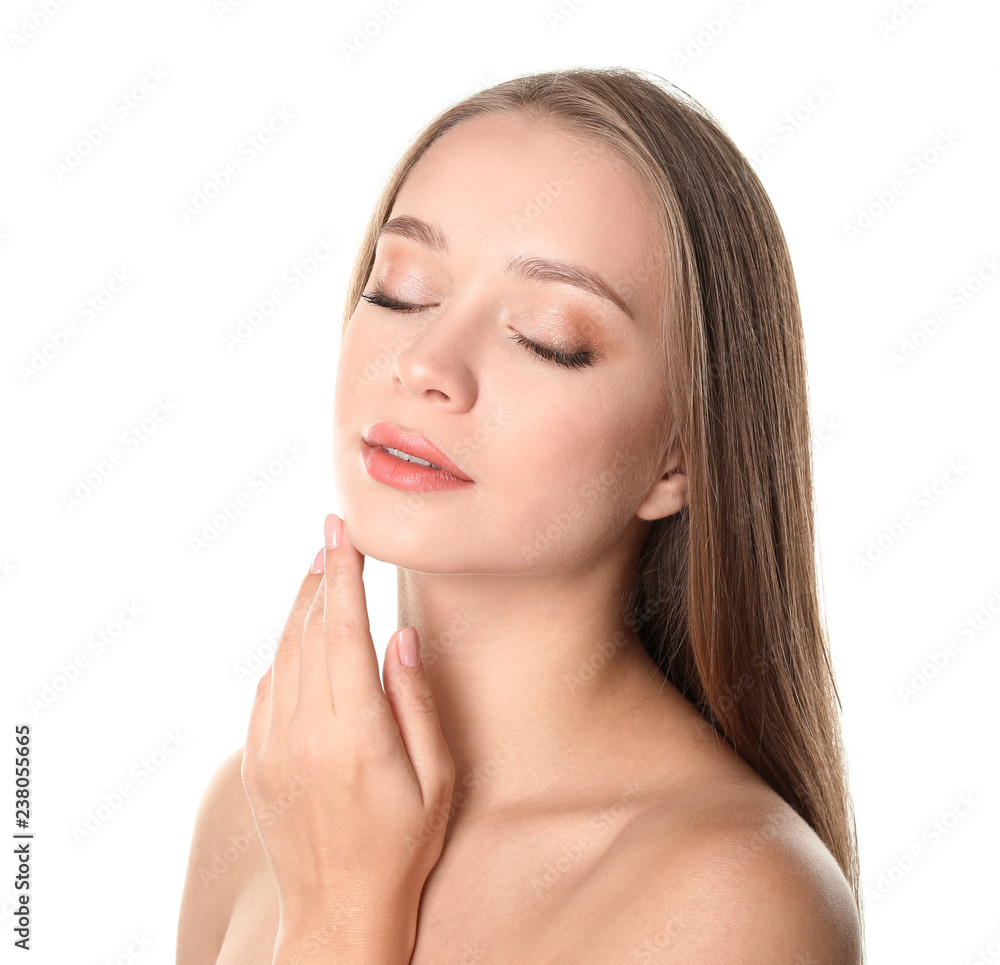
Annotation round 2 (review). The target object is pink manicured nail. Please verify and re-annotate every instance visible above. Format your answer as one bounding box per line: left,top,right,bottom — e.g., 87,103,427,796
398,627,420,667
310,548,325,573
324,513,343,550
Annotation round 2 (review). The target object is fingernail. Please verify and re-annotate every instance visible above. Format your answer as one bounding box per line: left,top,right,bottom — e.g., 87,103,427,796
310,548,325,573
324,513,343,550
398,626,420,668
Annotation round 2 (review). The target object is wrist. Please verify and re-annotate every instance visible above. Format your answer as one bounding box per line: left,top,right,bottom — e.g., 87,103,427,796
272,914,416,965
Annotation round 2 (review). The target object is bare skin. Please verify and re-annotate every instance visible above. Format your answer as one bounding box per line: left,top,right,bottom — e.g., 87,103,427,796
176,112,861,964
180,689,860,964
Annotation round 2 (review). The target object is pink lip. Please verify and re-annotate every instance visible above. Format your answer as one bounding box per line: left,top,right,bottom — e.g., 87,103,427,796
361,422,475,492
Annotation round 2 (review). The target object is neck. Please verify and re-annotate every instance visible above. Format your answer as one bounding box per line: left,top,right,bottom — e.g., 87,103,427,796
395,547,675,825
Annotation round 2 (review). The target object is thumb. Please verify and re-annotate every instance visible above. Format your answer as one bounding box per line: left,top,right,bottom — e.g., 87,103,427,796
383,627,454,806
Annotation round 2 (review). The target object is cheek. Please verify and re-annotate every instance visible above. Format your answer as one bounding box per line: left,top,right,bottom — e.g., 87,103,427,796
491,413,633,546
338,315,393,390
498,463,636,573
332,325,376,480
332,344,358,444
342,303,433,373
333,314,415,425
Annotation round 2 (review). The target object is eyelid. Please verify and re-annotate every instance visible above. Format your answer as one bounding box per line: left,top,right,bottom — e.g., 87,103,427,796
359,284,435,313
506,330,596,370
369,254,443,301
359,283,598,369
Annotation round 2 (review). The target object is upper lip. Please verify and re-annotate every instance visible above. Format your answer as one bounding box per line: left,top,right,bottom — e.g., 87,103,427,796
363,422,474,482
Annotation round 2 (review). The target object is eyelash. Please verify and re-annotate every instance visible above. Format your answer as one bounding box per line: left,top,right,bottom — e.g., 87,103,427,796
360,286,597,370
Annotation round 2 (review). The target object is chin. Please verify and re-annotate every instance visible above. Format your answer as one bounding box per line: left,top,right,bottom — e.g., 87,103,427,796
346,511,499,575
337,496,433,563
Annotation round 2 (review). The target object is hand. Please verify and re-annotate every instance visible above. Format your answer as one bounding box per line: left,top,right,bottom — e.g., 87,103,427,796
241,513,456,961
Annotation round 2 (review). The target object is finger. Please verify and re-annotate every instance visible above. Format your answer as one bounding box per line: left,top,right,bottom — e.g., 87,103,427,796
321,513,383,717
245,664,272,759
297,548,335,718
270,551,325,726
383,628,455,808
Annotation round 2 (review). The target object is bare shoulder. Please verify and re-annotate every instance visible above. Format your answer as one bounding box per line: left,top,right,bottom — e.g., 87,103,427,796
176,745,262,965
592,779,862,965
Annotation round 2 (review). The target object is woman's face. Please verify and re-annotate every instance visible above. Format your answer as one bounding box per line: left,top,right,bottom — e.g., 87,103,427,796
334,111,680,574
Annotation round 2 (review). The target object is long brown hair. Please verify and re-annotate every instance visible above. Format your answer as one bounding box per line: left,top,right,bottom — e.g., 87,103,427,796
340,66,862,938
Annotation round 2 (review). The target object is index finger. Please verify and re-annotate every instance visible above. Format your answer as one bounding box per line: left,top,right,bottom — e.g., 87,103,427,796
320,514,383,717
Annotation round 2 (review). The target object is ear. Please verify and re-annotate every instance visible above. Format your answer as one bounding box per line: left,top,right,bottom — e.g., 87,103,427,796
635,448,688,522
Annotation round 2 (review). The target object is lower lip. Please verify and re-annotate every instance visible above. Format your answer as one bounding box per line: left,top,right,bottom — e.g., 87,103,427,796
361,441,474,492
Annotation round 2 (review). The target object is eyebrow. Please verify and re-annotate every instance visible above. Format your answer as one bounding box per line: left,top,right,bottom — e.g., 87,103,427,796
375,214,635,320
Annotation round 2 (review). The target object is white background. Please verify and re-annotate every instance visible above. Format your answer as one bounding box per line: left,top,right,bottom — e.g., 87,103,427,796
1,0,997,962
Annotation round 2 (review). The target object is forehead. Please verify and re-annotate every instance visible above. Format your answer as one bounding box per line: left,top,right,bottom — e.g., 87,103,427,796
387,112,667,321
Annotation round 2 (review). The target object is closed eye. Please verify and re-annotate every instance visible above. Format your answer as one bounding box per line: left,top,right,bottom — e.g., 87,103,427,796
360,288,428,313
505,331,596,370
359,285,597,370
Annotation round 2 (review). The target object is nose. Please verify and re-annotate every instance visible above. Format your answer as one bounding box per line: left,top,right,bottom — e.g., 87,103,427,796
390,304,477,409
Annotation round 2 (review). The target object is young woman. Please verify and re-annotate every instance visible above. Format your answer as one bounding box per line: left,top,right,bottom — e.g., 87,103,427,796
177,67,864,964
